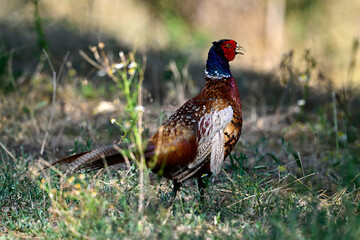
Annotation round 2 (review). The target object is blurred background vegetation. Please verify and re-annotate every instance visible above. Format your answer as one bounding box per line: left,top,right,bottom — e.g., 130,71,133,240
1,0,359,86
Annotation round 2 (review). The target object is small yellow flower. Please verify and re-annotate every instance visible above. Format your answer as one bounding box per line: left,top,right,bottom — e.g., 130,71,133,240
68,68,76,77
67,176,75,184
298,73,309,83
91,190,97,197
128,61,138,75
338,132,347,143
108,68,115,75
79,173,85,180
39,178,46,189
75,183,81,189
51,189,57,194
278,165,287,172
98,42,105,49
111,118,116,124
128,68,136,75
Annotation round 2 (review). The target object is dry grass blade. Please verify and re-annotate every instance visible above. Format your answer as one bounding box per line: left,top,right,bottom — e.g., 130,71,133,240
39,50,69,155
79,50,103,70
0,141,17,161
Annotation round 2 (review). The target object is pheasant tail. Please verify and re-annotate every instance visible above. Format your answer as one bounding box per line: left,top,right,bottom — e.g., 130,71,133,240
51,143,134,173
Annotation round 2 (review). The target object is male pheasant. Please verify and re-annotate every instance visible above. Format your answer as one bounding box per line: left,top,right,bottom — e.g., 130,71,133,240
52,39,245,199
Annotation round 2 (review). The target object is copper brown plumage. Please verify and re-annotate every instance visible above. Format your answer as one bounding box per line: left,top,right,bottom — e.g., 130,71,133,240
51,39,245,199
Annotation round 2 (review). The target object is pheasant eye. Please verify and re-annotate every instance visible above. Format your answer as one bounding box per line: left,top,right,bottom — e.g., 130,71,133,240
226,43,231,48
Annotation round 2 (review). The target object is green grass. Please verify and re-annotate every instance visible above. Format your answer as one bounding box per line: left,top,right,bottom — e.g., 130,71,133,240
0,152,51,235
1,137,359,239
1,107,360,239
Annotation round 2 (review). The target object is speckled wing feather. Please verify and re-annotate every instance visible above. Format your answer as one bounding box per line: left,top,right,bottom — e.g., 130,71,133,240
190,106,233,173
147,101,199,178
172,103,233,182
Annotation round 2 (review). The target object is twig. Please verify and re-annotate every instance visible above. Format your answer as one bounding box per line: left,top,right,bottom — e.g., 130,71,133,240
298,151,305,177
42,49,55,72
351,173,360,182
37,158,63,176
162,201,176,225
289,172,312,191
137,55,146,214
40,49,57,155
79,50,103,70
40,51,70,155
57,51,70,83
332,91,339,158
0,141,17,161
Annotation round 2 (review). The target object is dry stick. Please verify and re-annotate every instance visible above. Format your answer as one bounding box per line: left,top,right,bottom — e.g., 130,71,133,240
288,172,313,192
40,51,70,155
52,52,70,148
0,141,17,162
162,202,175,225
351,173,360,183
34,53,46,76
57,51,70,83
79,50,103,70
40,50,56,155
332,91,339,158
138,56,147,214
298,151,305,177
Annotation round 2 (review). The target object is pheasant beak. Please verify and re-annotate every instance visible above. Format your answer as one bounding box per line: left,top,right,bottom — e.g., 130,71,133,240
235,44,246,55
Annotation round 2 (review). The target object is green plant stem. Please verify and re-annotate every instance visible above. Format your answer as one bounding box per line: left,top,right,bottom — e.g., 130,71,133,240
32,0,48,51
332,91,339,158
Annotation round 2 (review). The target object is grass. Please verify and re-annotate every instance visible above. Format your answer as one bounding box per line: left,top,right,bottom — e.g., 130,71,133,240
0,43,360,239
1,137,359,239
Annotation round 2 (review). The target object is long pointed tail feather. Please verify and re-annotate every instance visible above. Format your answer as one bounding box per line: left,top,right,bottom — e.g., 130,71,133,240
52,143,132,173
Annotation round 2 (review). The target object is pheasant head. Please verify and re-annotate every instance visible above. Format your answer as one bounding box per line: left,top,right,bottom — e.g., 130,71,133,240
205,39,245,79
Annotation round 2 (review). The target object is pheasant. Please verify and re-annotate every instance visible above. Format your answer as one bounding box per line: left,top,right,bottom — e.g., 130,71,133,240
52,39,245,199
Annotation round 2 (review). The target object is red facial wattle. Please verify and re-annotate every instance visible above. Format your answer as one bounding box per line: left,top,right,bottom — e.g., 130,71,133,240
221,41,237,62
